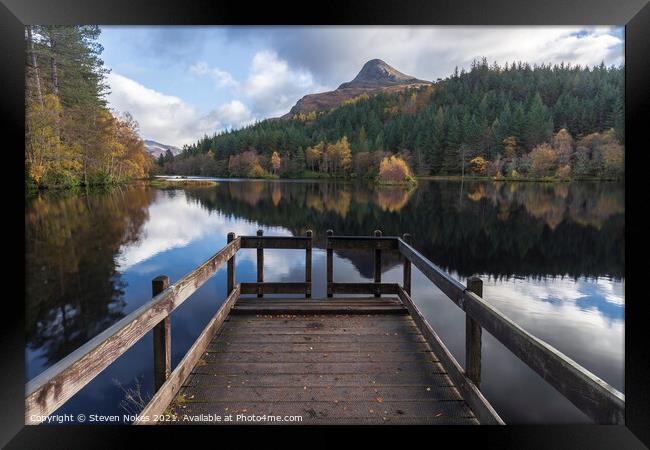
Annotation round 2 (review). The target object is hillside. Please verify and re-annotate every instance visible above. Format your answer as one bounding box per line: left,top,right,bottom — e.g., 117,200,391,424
161,58,624,180
144,140,181,158
287,59,431,116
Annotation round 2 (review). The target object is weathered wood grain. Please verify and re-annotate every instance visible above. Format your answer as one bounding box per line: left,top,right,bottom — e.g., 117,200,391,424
327,236,399,250
137,285,241,424
25,237,241,423
152,276,171,392
402,233,412,295
374,230,382,297
326,229,333,297
168,400,477,424
461,289,625,424
328,282,400,295
465,277,482,389
397,238,466,304
167,307,479,425
227,232,236,295
240,235,311,249
305,230,312,298
256,230,264,297
240,282,310,295
396,287,504,425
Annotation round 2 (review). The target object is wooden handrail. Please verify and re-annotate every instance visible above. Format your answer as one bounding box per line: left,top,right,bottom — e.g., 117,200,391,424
396,237,625,424
240,235,311,249
327,235,399,250
25,237,241,423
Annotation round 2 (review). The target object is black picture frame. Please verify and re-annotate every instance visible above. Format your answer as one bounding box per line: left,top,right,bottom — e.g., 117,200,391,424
1,0,647,447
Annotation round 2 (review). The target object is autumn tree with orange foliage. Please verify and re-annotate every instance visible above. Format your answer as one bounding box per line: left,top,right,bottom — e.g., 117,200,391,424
377,156,417,186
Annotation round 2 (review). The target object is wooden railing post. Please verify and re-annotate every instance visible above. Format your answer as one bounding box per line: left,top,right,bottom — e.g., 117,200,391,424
374,230,382,297
466,276,483,389
256,230,264,298
326,229,334,297
305,230,312,298
152,275,170,392
227,232,236,296
402,233,412,296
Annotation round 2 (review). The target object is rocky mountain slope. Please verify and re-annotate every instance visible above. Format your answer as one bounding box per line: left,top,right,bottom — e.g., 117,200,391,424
144,140,181,158
286,59,431,116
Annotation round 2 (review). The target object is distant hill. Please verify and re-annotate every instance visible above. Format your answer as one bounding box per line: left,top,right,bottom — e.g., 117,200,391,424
144,140,181,158
170,59,623,178
286,59,431,116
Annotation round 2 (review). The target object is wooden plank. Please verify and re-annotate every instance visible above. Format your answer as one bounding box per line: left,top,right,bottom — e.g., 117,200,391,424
217,324,420,335
223,315,417,328
231,305,407,315
202,351,435,364
206,342,432,353
374,230,382,297
256,230,263,297
329,282,399,295
137,285,241,424
235,296,402,303
240,282,310,295
305,230,312,298
327,236,399,250
402,233,412,295
326,230,333,297
209,334,427,344
461,289,625,424
152,276,171,392
240,235,310,249
25,237,241,422
227,233,236,295
465,277,482,389
168,400,477,424
183,372,455,388
182,385,461,403
232,301,403,307
397,238,466,305
396,287,505,425
191,361,448,375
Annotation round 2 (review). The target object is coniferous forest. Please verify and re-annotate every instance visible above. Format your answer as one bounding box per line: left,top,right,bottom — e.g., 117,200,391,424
160,59,624,181
25,26,153,190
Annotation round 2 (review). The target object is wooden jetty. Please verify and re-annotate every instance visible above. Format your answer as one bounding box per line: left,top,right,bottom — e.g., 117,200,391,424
25,231,625,425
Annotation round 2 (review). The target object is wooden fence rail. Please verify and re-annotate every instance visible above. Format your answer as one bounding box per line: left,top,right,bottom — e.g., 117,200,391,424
25,237,241,423
395,237,625,424
25,230,625,426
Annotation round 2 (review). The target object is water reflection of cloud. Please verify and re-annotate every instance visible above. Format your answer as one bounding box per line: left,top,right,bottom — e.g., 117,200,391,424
483,276,624,324
116,191,294,272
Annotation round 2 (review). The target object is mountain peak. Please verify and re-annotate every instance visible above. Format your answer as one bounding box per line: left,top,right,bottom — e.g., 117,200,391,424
287,59,431,116
338,59,429,89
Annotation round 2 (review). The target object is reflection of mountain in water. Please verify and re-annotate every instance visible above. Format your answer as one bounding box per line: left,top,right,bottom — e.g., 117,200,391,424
184,180,624,279
26,186,156,368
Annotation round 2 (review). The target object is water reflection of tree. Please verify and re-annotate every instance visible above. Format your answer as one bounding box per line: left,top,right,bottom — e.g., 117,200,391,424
26,185,156,368
184,180,624,279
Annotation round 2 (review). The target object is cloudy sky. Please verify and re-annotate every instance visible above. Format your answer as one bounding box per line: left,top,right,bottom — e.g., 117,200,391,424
99,26,624,148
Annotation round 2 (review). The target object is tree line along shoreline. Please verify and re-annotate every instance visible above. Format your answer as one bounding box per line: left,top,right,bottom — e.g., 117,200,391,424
24,26,624,192
25,25,154,193
155,59,623,184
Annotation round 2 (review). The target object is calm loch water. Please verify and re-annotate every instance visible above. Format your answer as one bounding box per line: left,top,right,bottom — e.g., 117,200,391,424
25,179,624,424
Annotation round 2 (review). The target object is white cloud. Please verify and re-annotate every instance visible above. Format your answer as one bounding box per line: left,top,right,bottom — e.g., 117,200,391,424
108,26,624,145
245,26,624,86
189,51,326,118
190,61,239,88
241,50,326,117
106,71,254,147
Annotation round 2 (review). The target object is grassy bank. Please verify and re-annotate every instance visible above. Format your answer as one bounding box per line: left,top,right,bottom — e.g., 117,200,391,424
149,179,219,189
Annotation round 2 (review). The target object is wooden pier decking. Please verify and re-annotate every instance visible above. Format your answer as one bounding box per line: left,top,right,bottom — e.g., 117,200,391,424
167,298,479,424
25,231,625,426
